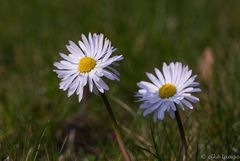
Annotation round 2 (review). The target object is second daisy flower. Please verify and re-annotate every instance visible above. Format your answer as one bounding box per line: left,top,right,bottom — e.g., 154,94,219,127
136,62,201,121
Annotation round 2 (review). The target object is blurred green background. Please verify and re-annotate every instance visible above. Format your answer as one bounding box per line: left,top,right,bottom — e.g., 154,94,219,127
0,0,240,160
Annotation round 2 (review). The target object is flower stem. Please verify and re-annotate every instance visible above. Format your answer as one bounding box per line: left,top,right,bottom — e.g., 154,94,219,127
100,93,131,161
174,109,187,161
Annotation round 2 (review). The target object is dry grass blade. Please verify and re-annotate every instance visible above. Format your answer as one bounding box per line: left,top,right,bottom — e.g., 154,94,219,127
25,148,32,161
65,129,76,157
198,47,214,85
58,155,65,161
121,124,152,148
112,96,136,116
44,144,50,161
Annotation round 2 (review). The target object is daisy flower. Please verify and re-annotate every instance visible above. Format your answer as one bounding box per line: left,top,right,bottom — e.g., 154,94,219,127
136,62,201,121
54,33,123,102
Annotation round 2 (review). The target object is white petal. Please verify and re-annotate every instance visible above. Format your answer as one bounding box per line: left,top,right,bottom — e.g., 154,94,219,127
177,101,185,110
60,73,79,91
143,101,161,116
137,81,158,91
178,87,194,95
154,68,165,85
54,62,77,70
98,78,109,91
169,62,176,83
68,41,85,57
96,55,123,68
93,79,104,93
157,103,167,120
169,109,175,119
190,82,200,87
92,85,100,95
178,75,197,90
170,103,176,111
101,38,110,57
179,69,192,87
174,63,184,86
88,76,93,92
139,102,150,109
107,66,120,76
103,69,119,80
92,34,99,57
81,34,91,56
95,34,104,59
78,87,83,102
162,63,171,83
185,95,200,103
59,52,79,63
192,88,201,92
80,75,87,87
181,99,193,109
54,69,78,79
78,40,88,54
146,72,161,87
67,76,81,97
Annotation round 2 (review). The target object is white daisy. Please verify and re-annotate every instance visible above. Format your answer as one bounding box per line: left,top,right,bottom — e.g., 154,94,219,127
54,33,123,102
136,62,201,121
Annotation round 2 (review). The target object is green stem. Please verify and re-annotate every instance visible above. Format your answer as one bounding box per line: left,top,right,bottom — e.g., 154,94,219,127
174,109,187,161
100,93,131,161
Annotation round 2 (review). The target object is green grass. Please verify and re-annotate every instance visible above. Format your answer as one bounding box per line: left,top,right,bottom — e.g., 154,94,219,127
0,0,240,160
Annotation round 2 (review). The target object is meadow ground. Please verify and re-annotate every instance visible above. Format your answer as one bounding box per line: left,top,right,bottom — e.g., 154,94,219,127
0,0,240,160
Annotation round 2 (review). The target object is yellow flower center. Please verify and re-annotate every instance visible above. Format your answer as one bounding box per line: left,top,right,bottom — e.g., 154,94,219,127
159,83,176,99
78,57,96,73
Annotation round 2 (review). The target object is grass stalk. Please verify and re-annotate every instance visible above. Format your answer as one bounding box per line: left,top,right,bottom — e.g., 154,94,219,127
100,92,132,161
174,109,187,161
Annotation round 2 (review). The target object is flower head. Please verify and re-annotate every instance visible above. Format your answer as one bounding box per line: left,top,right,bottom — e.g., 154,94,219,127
54,33,123,102
136,62,201,121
